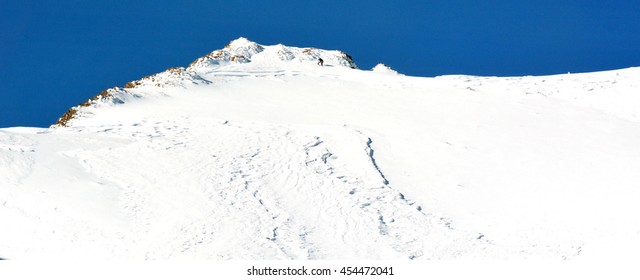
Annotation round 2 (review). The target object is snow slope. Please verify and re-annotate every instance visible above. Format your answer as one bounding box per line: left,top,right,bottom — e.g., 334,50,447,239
1,38,640,260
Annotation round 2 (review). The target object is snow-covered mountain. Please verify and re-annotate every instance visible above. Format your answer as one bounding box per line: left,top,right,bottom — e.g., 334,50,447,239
2,38,640,260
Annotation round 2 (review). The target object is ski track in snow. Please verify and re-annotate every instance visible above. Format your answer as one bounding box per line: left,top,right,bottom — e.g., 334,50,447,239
0,119,489,259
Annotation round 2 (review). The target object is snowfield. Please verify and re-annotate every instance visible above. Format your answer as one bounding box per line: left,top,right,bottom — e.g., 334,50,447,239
1,38,640,260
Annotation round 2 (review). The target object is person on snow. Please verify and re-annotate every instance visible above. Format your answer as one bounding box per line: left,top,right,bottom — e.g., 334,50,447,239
317,58,324,66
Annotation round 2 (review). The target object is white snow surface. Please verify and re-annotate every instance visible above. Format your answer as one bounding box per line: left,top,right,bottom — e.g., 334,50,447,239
371,63,399,74
2,38,640,260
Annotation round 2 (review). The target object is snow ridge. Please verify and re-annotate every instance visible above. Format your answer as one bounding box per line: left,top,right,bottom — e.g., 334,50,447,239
54,37,357,127
188,37,357,70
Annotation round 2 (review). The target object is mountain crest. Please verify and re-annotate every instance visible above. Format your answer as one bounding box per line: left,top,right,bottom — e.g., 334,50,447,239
224,37,264,54
188,37,357,70
54,38,358,127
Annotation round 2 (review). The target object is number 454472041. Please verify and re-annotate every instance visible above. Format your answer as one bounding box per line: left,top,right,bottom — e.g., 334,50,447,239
339,266,394,276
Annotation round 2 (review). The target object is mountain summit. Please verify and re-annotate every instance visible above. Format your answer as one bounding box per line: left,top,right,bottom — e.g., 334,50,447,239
190,37,357,69
55,38,358,127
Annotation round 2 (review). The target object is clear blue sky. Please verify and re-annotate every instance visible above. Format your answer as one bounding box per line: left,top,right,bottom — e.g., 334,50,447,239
1,0,639,128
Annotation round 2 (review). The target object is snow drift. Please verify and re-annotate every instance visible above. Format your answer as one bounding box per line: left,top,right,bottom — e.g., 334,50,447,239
1,38,640,260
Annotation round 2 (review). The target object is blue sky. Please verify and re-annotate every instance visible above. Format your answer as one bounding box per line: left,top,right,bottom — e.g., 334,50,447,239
1,0,639,128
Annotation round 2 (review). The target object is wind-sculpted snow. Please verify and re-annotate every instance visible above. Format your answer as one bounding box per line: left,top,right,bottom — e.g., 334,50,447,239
0,119,492,259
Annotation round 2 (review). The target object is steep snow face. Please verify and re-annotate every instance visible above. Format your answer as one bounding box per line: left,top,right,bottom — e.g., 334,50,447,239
2,38,640,260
